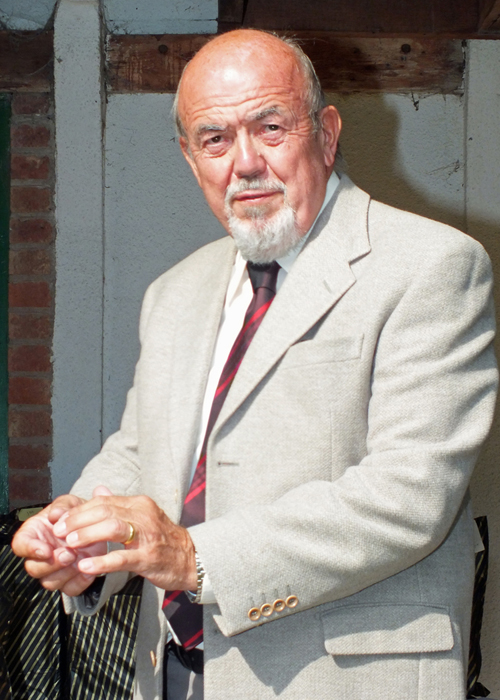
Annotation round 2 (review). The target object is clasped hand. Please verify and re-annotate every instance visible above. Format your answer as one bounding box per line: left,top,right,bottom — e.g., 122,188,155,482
11,486,197,596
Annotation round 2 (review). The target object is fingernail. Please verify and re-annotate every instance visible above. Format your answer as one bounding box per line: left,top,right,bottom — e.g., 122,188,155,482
59,551,75,565
35,549,44,557
53,521,66,536
80,560,93,572
66,532,78,545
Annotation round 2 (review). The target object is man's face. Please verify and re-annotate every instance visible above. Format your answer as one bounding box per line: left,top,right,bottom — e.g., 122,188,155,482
178,33,341,261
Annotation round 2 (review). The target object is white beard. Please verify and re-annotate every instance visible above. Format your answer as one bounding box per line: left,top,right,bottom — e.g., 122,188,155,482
224,179,303,263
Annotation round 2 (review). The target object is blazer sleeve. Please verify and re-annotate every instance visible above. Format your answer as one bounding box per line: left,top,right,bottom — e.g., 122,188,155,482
188,234,498,636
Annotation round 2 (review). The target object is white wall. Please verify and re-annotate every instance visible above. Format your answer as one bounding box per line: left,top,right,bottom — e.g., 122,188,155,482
103,0,216,33
102,94,222,439
0,0,56,30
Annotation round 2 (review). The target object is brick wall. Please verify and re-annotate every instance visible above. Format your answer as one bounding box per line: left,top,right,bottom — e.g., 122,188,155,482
8,93,54,509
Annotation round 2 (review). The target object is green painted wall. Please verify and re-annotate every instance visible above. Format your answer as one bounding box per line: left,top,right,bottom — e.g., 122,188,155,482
0,96,10,513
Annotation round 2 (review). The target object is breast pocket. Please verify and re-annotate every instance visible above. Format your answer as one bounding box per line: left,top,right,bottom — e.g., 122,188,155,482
280,335,364,369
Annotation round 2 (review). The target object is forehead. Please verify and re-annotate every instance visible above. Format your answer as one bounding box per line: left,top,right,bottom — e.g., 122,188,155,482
179,42,308,134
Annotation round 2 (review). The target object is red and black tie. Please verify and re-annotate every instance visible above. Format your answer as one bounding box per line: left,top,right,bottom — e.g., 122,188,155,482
162,260,280,650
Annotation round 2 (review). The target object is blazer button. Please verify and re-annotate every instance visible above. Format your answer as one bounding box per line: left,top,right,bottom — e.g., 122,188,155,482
285,595,299,609
260,603,273,617
150,650,157,667
248,607,261,621
273,599,286,613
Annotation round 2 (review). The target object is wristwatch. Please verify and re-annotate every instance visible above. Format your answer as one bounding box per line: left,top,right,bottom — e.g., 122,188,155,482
186,550,205,604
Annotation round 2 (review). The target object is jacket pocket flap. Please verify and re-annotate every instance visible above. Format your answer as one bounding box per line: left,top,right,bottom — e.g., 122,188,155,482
282,335,363,368
321,604,454,655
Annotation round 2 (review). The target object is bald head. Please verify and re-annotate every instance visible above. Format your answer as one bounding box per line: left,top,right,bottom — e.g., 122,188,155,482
174,30,326,138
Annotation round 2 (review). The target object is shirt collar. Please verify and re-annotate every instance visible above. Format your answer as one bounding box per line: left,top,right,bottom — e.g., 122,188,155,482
276,171,340,273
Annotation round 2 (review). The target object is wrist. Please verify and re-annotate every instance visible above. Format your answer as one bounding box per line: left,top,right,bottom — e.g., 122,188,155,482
186,550,205,604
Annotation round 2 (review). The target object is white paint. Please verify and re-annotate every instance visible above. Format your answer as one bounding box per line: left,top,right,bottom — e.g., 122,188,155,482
0,0,56,30
103,94,223,439
51,0,105,496
466,40,500,698
103,0,217,34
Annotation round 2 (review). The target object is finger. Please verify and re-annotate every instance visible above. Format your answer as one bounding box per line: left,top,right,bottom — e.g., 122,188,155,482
61,573,98,597
39,563,93,592
78,548,139,576
65,518,131,549
93,485,113,497
48,494,86,524
12,528,54,560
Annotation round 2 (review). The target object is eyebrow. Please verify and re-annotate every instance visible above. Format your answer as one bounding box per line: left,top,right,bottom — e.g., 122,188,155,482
194,124,225,138
250,107,282,121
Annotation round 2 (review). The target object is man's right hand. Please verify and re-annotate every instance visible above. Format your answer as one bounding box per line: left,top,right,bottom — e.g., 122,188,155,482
11,493,107,596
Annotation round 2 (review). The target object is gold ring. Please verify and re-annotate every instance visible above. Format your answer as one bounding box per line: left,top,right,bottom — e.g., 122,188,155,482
123,521,136,546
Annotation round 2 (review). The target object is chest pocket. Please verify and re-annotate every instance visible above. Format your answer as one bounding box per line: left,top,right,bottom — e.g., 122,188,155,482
281,335,364,370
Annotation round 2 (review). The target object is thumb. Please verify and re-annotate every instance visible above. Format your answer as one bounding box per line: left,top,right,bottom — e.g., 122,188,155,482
93,485,114,497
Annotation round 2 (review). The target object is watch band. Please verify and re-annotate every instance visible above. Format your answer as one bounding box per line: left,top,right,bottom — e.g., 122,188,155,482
186,550,205,604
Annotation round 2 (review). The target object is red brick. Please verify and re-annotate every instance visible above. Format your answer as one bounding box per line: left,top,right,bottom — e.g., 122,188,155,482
9,313,53,340
9,409,51,438
10,218,53,244
9,282,52,308
11,124,51,148
10,249,51,276
9,444,51,470
8,345,51,373
11,154,50,180
11,187,52,214
9,469,51,502
9,377,51,405
12,94,50,116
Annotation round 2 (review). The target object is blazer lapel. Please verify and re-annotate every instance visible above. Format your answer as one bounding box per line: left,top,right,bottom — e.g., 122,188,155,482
167,237,237,500
213,176,372,438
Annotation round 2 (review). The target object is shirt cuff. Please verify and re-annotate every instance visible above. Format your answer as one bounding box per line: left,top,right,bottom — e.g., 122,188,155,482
199,570,217,605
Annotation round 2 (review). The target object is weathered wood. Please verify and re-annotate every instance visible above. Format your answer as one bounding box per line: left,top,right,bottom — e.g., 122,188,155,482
106,34,465,94
479,0,500,31
0,32,53,92
218,0,247,24
236,0,480,35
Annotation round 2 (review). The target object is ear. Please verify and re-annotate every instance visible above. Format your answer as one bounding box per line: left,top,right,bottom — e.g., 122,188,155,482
180,136,202,188
318,105,342,168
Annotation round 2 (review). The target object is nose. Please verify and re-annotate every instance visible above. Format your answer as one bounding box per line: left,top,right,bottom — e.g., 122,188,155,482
233,131,266,180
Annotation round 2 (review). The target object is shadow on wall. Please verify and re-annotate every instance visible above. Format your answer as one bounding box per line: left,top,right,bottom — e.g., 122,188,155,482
329,91,467,232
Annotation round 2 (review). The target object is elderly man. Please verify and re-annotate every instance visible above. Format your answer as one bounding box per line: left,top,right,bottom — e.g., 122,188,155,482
13,29,497,700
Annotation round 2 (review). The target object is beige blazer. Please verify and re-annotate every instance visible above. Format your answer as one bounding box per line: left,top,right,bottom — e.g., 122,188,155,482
69,176,498,700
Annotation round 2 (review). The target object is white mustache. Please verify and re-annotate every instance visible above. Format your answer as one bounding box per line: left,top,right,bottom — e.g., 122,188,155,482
225,179,286,204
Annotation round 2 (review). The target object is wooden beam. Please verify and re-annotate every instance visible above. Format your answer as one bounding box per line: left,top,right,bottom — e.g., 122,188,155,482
479,0,500,31
227,0,480,35
106,34,465,94
0,32,53,92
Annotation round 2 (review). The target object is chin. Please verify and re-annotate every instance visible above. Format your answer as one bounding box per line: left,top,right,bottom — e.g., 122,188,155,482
227,203,303,263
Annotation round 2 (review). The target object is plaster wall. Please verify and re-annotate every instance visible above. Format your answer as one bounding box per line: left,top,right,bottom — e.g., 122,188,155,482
0,0,56,30
52,0,105,496
103,0,217,34
102,94,222,439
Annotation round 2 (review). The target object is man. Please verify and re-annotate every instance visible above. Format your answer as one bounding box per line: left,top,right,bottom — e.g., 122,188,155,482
13,29,497,700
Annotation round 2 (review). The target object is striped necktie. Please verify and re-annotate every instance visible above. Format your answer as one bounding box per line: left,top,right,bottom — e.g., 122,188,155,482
162,260,280,650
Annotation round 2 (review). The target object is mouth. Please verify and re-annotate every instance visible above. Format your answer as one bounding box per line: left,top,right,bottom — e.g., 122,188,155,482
231,190,282,206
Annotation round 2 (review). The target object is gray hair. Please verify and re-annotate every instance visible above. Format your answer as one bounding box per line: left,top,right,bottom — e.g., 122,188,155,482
172,32,326,139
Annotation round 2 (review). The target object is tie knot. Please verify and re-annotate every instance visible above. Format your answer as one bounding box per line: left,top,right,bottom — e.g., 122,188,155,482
247,261,280,294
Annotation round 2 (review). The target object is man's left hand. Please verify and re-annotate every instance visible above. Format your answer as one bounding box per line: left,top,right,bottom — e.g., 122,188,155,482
52,493,197,592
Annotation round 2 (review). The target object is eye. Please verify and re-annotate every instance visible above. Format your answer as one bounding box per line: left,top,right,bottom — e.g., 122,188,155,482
266,124,280,131
209,135,223,144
